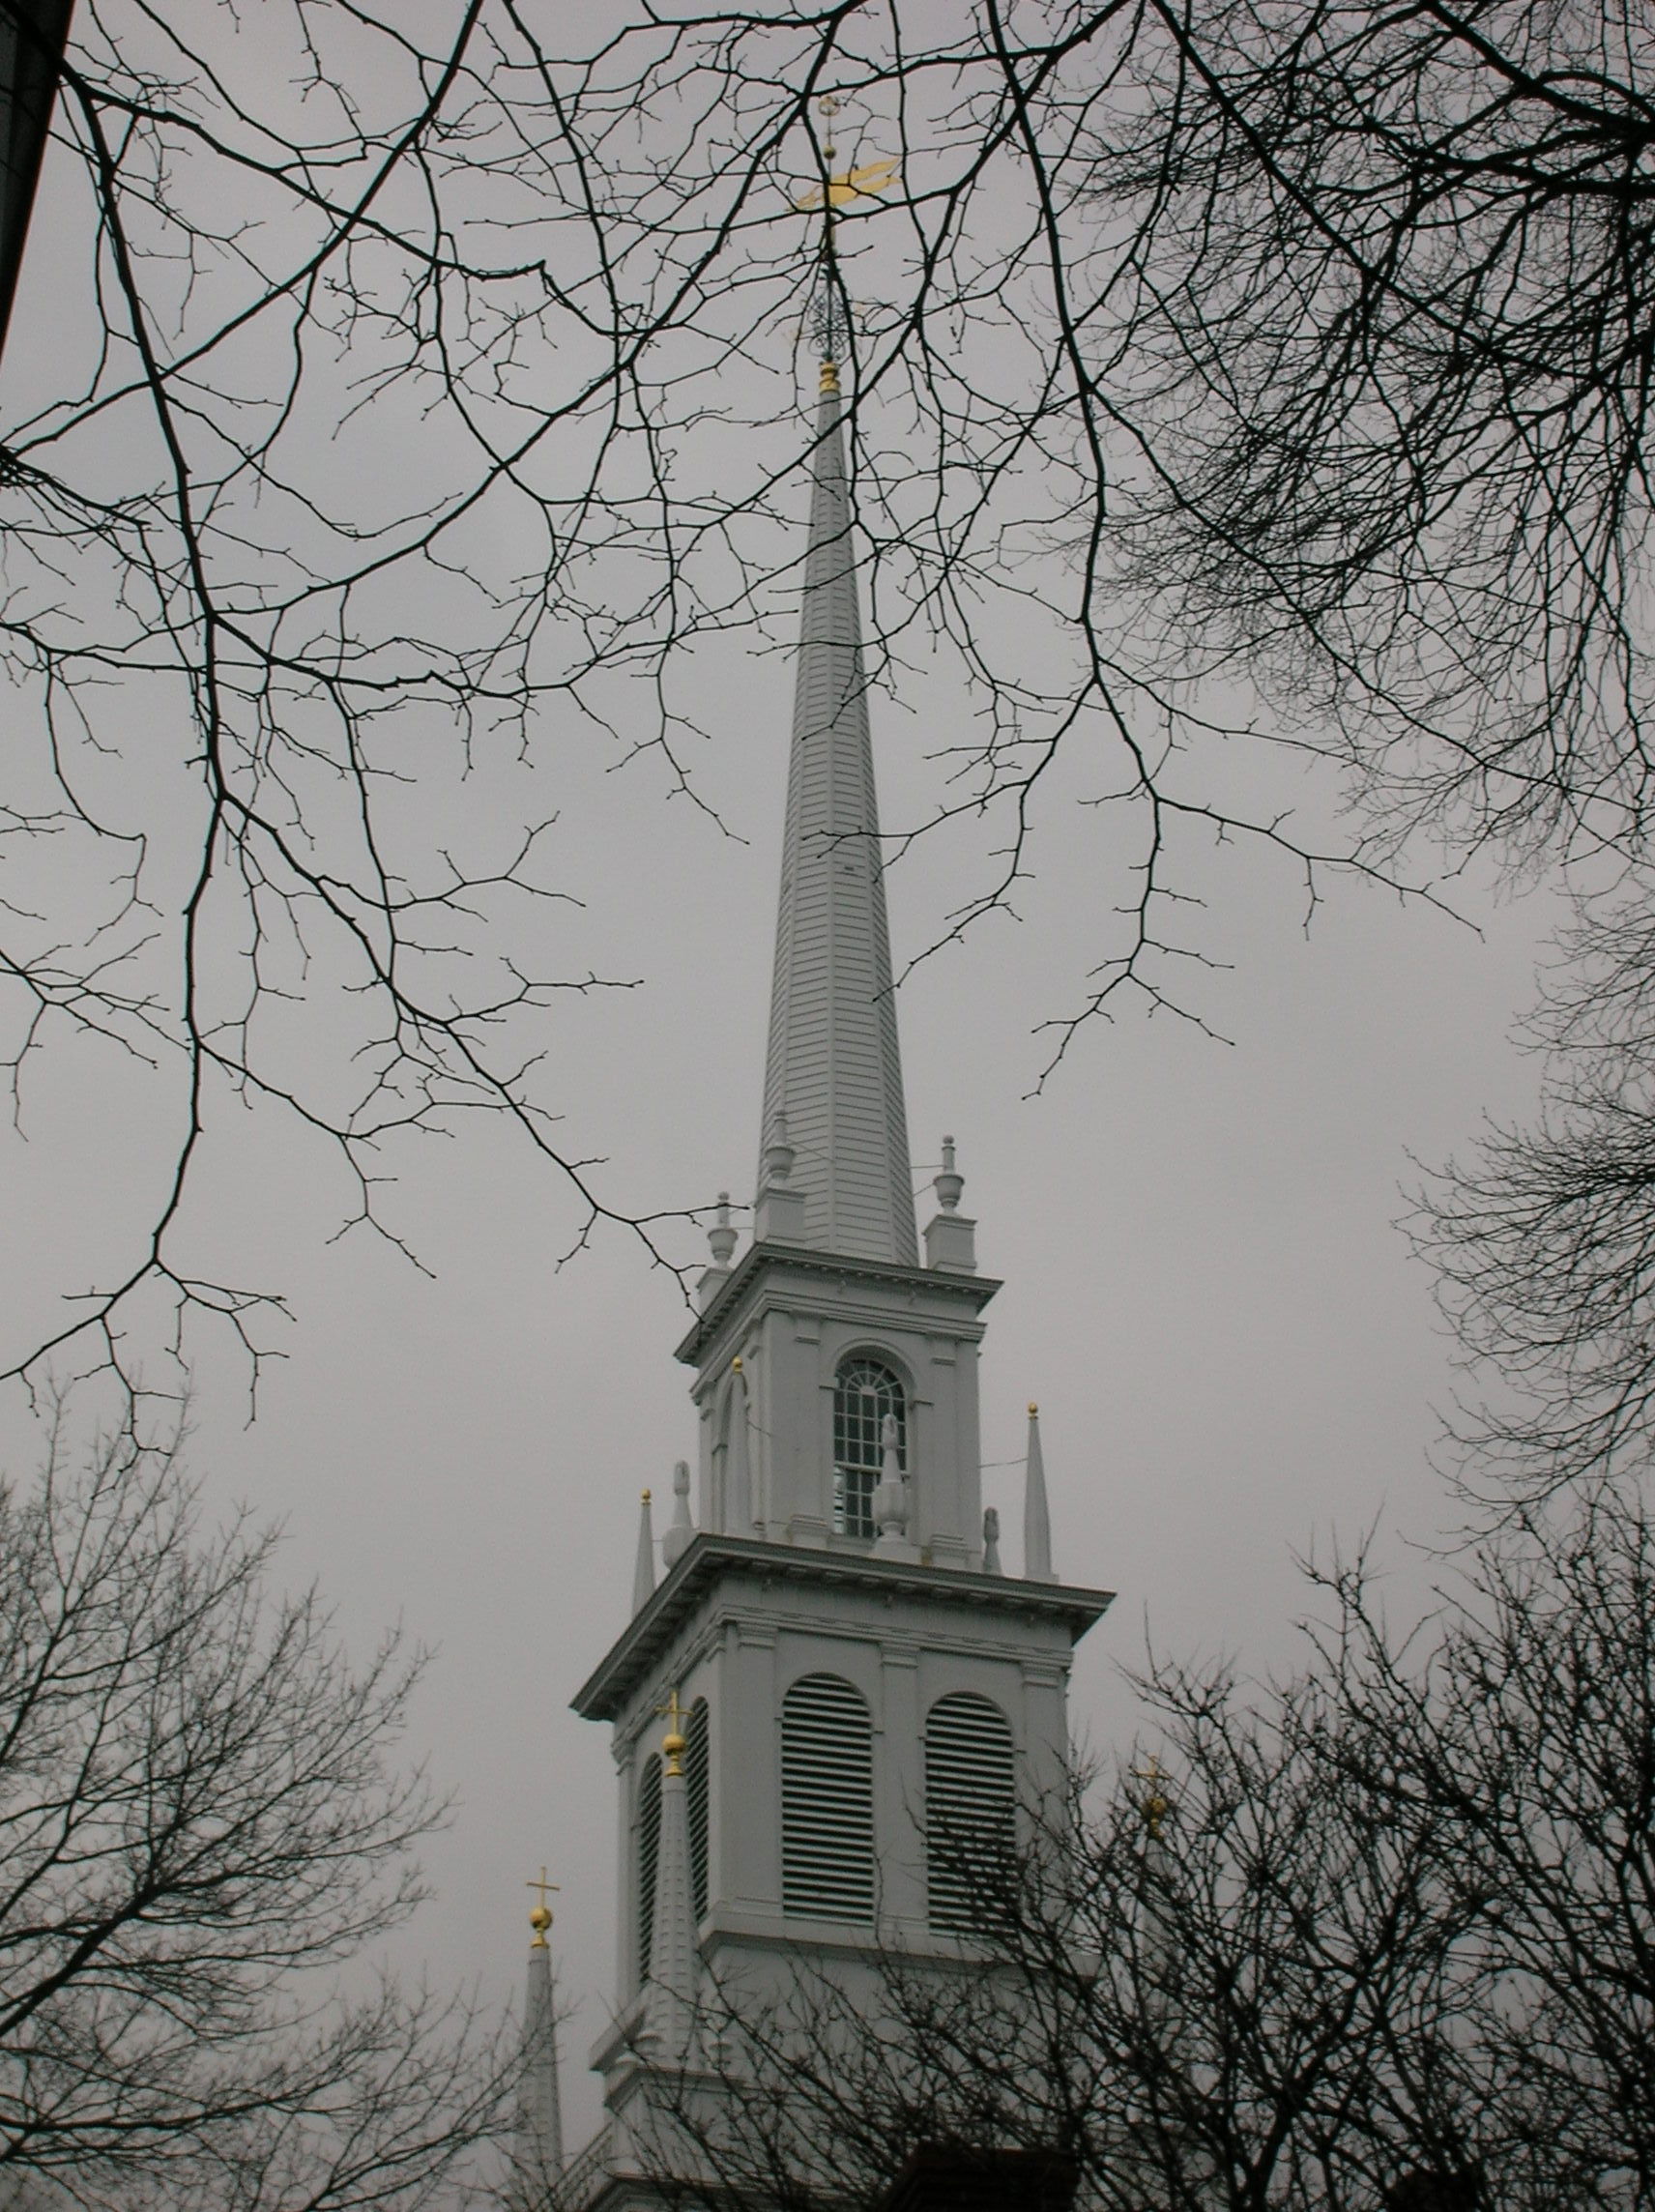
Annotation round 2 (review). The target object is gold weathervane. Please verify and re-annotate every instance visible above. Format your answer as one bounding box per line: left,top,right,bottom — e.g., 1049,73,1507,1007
795,95,899,393
795,157,901,212
526,1865,560,1948
794,89,900,212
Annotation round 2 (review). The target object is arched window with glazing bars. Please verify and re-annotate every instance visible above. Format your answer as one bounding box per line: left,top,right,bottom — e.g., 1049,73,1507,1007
832,1357,905,1539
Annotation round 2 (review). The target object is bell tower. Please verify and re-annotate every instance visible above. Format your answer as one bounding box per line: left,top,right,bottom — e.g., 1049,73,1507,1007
566,311,1112,2194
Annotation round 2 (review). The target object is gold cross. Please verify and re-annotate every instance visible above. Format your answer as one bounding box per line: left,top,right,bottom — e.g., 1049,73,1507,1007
657,1688,686,1776
526,1865,560,1946
1135,1757,1171,1842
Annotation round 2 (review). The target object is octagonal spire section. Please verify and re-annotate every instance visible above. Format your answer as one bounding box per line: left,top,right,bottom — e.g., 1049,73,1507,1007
758,389,917,1266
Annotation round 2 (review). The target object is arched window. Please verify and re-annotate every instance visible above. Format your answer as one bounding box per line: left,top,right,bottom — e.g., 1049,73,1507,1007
925,1692,1016,1934
635,1752,662,1983
832,1357,906,1539
781,1673,875,1923
684,1697,711,1924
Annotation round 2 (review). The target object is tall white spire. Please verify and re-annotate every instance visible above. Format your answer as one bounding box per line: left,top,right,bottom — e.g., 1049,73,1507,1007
641,1696,698,2064
511,1874,564,2203
1024,1402,1055,1582
756,376,917,1266
632,1489,655,1614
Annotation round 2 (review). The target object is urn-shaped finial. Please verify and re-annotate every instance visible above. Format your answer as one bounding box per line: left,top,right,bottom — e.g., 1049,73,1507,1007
661,1458,696,1569
933,1133,965,1213
762,1112,796,1186
707,1191,737,1268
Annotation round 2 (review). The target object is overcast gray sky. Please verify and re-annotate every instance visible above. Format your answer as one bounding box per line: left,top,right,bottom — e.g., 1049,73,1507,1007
0,22,1567,2152
4,655,1555,2149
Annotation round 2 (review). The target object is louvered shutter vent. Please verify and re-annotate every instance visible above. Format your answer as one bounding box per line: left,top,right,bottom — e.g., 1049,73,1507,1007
635,1754,662,1982
684,1698,711,1924
925,1693,1015,1934
781,1674,875,1923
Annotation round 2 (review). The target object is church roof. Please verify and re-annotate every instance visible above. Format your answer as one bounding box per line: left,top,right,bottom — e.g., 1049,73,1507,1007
756,382,917,1266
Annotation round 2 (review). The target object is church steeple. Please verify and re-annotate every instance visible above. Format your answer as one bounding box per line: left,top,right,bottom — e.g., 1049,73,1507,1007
756,372,917,1266
567,205,1113,2170
510,1873,563,2203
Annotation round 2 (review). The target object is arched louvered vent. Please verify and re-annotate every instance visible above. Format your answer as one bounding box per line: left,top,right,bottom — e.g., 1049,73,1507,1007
684,1697,711,1924
925,1692,1016,1934
781,1674,875,1923
635,1752,662,1983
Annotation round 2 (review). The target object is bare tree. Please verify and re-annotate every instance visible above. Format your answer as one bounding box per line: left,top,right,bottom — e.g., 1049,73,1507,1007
587,1492,1655,2212
6,1,1645,1401
1087,0,1655,866
1314,1489,1655,2210
602,1674,1466,2212
0,1402,510,2209
1412,881,1655,1503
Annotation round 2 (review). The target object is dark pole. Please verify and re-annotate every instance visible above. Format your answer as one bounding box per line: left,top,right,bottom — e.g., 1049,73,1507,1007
0,0,73,365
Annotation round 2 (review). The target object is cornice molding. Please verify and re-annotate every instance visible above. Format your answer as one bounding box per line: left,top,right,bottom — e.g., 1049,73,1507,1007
571,1531,1113,1722
676,1240,1001,1369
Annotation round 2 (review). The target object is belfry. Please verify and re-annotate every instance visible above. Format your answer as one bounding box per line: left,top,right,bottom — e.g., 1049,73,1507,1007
534,283,1114,2209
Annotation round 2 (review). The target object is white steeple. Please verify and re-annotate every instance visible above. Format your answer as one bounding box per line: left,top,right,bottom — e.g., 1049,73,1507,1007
1023,1402,1055,1581
631,1489,655,1614
511,1873,563,2202
568,241,1114,2174
756,374,917,1266
641,1697,698,2065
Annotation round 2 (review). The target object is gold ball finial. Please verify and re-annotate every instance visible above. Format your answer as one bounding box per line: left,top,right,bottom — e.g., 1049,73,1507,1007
642,1487,652,1503
731,1355,742,1374
658,1687,687,1777
526,1867,560,1947
1028,1401,1039,1416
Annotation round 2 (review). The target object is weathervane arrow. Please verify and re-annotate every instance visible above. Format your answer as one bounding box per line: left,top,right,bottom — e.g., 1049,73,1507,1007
795,157,901,213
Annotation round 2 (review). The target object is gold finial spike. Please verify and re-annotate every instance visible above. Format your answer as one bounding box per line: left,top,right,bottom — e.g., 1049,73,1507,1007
526,1865,561,1948
656,1687,687,1777
641,1487,652,1503
1028,1401,1039,1417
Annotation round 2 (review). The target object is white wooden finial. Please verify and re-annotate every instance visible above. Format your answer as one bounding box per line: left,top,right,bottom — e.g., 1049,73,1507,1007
632,1489,656,1614
1023,1403,1055,1582
661,1458,696,1569
871,1411,915,1556
707,1192,738,1268
934,1134,964,1212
